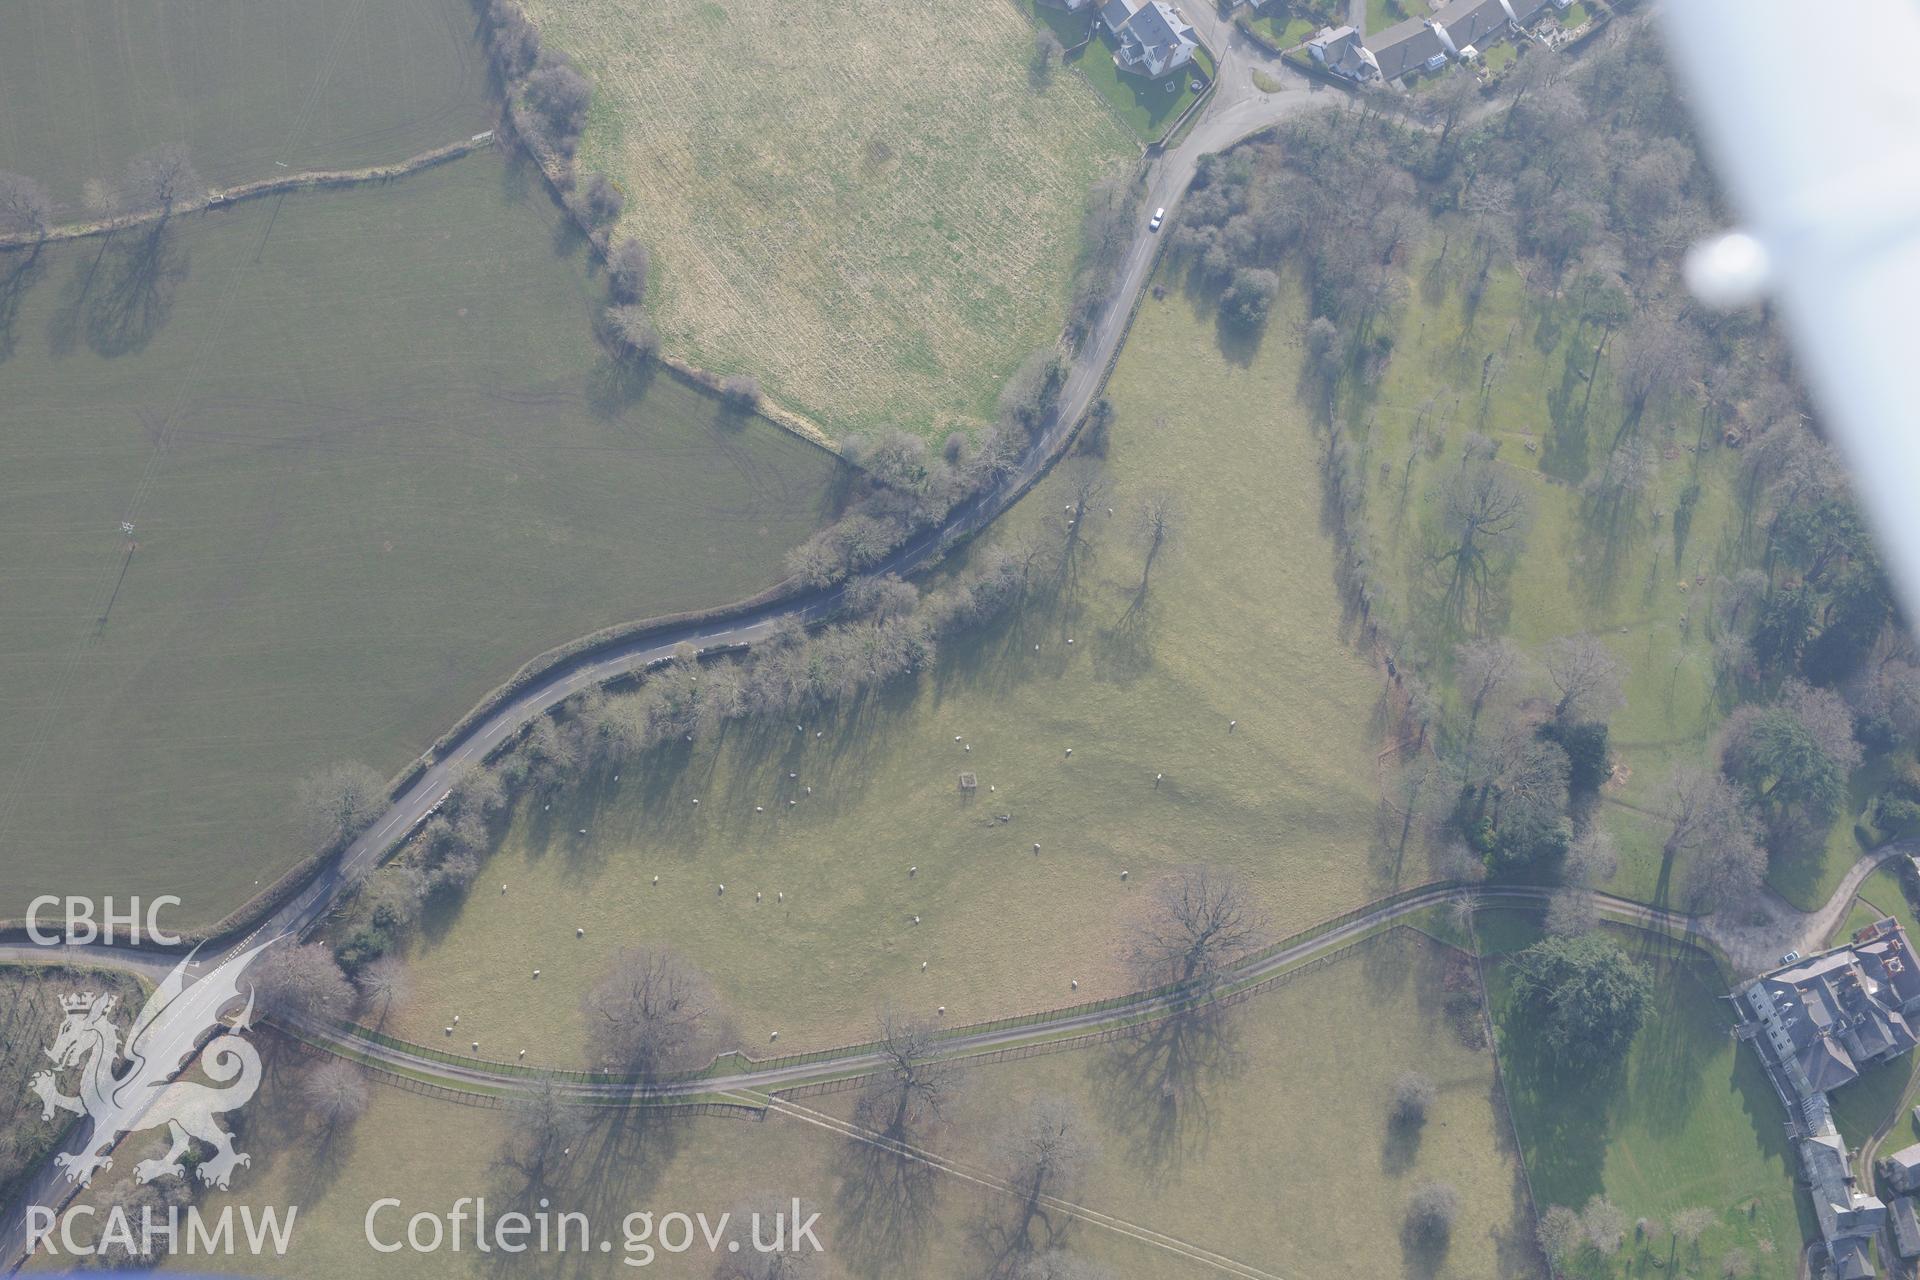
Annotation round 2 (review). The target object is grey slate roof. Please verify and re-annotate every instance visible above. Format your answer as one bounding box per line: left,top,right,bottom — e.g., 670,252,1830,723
1888,1142,1920,1194
1099,0,1136,32
1307,25,1374,79
1366,17,1447,79
1747,919,1920,1096
1895,1198,1920,1260
1435,0,1515,49
1116,1,1198,73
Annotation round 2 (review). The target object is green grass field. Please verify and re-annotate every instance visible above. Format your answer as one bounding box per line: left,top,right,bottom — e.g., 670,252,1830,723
376,274,1390,1055
1483,911,1803,1279
523,0,1136,439
1346,239,1877,909
45,929,1528,1278
0,0,493,212
0,150,844,930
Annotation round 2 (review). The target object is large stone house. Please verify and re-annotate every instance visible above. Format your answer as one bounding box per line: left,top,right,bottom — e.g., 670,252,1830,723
1734,919,1920,1279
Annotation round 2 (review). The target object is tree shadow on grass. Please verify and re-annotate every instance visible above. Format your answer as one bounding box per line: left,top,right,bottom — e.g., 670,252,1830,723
1088,1005,1243,1185
83,221,188,358
1493,1006,1624,1212
585,352,656,420
832,1122,943,1280
0,243,49,364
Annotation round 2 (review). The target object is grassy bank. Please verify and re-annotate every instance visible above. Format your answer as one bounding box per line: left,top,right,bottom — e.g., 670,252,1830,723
377,271,1391,1055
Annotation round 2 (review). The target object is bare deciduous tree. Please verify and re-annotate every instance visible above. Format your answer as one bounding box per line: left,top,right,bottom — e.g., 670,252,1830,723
119,145,201,216
978,1096,1094,1272
1583,1195,1629,1255
356,955,411,1016
1669,1205,1713,1250
523,61,592,139
1131,490,1180,594
605,304,659,361
1544,633,1625,724
607,238,649,304
1536,1203,1582,1276
1125,866,1269,999
576,172,624,226
1545,889,1598,937
1455,636,1526,723
251,942,353,1021
1404,1182,1461,1251
854,1012,955,1142
1435,461,1530,625
305,1059,369,1129
583,947,717,1078
0,171,53,237
722,374,762,409
296,761,386,852
1391,1071,1436,1128
495,1073,583,1196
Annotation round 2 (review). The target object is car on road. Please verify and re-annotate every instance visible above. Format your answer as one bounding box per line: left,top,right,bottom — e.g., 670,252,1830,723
1780,950,1801,965
1149,207,1165,232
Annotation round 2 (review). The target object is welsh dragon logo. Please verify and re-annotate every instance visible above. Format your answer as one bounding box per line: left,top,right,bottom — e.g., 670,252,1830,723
29,940,274,1190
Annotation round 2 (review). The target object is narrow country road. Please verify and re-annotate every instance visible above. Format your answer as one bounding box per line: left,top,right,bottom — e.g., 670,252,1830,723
0,17,1643,1271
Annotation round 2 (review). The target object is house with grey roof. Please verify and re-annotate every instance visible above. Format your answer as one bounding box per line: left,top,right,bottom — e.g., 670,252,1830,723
1433,0,1517,56
1305,25,1377,82
1364,17,1449,81
1894,1197,1920,1261
1734,919,1920,1280
1098,0,1136,33
1739,918,1920,1098
1803,1129,1884,1279
1111,0,1200,78
1885,1141,1920,1195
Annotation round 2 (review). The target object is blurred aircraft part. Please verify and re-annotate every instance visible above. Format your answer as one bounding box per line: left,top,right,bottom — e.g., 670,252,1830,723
1662,0,1920,614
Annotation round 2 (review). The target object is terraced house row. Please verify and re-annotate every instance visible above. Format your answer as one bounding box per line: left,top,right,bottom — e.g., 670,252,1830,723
1306,0,1575,83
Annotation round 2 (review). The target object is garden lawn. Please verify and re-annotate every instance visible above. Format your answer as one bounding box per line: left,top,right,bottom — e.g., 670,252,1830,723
1072,40,1214,145
0,0,491,211
0,150,844,930
522,0,1136,438
1829,863,1920,949
378,273,1391,1057
43,929,1530,1279
1485,910,1804,1279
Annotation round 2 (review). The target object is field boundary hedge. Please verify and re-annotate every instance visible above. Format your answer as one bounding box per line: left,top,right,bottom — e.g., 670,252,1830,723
0,136,495,250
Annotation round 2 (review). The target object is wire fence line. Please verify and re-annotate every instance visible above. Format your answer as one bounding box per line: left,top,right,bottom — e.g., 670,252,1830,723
310,880,1465,1087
